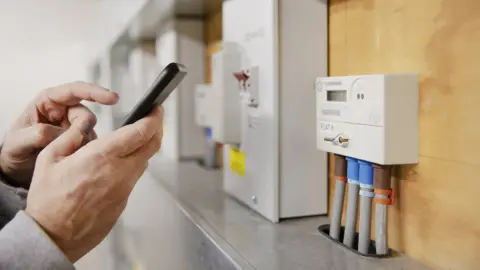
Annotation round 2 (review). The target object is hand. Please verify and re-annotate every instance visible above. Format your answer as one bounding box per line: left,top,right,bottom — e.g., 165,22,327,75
0,82,118,188
25,105,163,262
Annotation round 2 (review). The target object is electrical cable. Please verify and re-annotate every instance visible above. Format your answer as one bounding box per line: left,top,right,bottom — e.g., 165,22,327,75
343,157,359,248
373,164,392,255
330,154,347,240
357,160,374,254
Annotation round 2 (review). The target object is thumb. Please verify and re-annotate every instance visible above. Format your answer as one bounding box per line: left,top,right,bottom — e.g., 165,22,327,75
42,121,88,161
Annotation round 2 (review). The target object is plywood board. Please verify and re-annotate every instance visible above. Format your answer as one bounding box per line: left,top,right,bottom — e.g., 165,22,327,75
329,0,480,269
204,9,223,167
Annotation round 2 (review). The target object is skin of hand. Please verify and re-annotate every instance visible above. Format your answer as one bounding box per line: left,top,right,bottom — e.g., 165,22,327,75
0,82,119,188
25,105,163,263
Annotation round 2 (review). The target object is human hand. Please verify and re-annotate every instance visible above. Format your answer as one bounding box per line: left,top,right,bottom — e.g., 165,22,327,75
0,82,118,188
25,105,163,262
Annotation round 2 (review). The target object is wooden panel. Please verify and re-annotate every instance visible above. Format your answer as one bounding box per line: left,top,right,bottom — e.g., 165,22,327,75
204,9,223,166
205,10,222,83
205,10,223,47
389,158,480,269
204,0,223,14
329,0,480,269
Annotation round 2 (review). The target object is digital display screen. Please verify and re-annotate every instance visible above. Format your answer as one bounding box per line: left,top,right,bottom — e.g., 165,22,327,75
327,90,347,102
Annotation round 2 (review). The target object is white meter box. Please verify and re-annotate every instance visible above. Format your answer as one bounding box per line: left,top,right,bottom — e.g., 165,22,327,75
316,74,419,165
194,84,212,127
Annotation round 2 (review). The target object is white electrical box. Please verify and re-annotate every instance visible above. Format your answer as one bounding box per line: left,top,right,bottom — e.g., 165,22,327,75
195,84,212,127
221,0,328,222
316,74,419,165
233,66,260,108
210,43,243,145
129,42,158,101
155,19,206,160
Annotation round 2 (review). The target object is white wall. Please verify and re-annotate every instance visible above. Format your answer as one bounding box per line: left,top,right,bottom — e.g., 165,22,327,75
0,46,90,136
0,0,147,136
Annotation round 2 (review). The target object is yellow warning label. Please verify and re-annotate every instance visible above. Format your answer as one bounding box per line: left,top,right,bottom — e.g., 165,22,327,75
229,148,246,177
132,262,142,270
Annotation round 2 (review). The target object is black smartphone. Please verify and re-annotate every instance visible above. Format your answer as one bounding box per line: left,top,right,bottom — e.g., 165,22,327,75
121,62,187,127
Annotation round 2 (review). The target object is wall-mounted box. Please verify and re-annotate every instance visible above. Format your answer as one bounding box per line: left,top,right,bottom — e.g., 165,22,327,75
129,41,159,102
210,43,243,145
195,84,213,128
233,65,260,108
221,0,328,222
316,74,419,165
156,19,206,160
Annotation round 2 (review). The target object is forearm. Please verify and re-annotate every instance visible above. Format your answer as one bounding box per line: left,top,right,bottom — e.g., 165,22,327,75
0,211,74,270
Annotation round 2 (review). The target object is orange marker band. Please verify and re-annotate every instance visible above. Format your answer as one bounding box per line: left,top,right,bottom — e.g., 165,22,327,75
374,189,392,196
374,188,395,205
375,198,391,205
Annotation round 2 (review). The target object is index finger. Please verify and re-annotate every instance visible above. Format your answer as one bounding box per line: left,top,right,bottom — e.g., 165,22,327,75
95,106,163,157
42,81,119,106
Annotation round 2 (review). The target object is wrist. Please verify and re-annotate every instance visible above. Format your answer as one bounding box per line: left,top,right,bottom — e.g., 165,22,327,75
22,210,76,264
25,207,78,262
2,211,75,269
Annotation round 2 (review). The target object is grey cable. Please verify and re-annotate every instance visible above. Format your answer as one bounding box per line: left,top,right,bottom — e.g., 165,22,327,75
343,183,359,248
358,194,372,254
375,195,388,255
329,180,346,240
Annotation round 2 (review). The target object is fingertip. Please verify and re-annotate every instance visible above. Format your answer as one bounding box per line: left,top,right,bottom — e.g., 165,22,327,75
76,116,97,136
152,105,163,117
48,109,64,122
144,106,163,128
67,104,97,134
106,91,119,105
97,90,119,105
86,83,119,105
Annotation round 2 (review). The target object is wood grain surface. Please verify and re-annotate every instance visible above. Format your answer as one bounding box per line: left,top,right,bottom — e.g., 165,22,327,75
328,0,480,269
205,7,223,167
